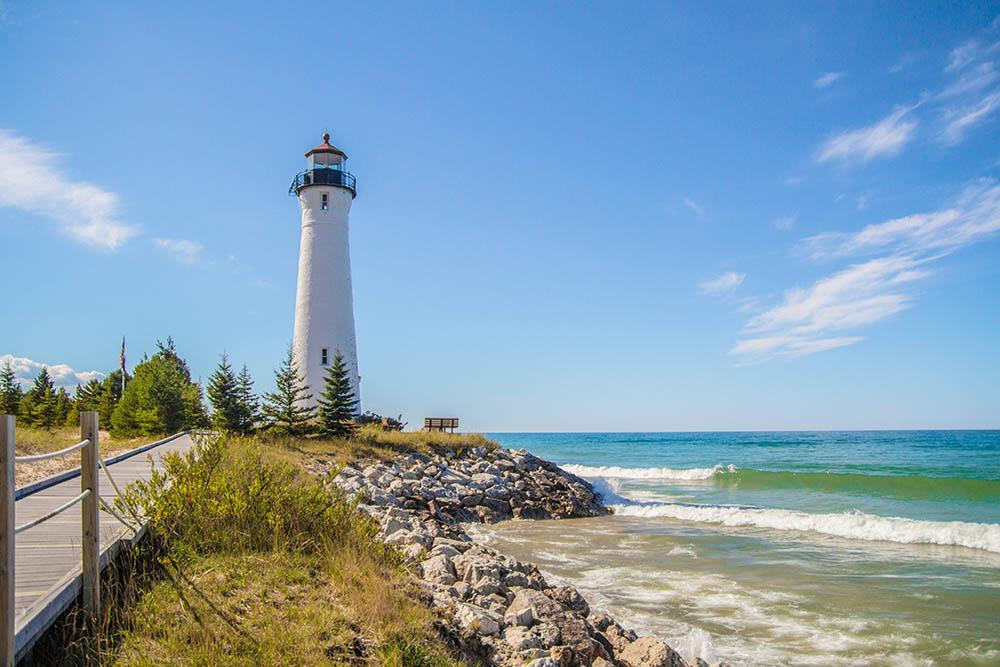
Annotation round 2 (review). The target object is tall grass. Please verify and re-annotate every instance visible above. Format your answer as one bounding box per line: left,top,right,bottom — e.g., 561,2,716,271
100,433,459,666
262,424,497,469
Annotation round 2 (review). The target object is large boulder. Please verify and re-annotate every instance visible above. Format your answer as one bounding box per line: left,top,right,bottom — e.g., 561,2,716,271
453,603,502,636
619,636,689,667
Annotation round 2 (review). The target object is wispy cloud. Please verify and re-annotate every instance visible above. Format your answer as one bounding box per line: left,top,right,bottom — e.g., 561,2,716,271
682,197,706,220
0,129,137,249
154,237,204,264
732,181,1000,362
700,271,745,295
801,180,1000,258
946,37,1000,73
0,354,104,388
814,71,845,89
817,107,918,163
940,91,1000,144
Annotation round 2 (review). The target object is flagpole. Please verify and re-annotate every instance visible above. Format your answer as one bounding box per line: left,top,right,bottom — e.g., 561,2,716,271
120,336,126,396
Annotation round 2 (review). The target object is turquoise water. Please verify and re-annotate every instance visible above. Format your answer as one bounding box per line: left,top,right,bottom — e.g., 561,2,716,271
480,432,1000,665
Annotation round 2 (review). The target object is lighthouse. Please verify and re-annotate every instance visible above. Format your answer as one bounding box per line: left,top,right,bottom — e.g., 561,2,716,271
289,133,360,408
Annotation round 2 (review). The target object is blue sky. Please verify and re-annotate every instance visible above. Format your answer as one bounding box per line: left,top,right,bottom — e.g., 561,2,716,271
2,2,999,431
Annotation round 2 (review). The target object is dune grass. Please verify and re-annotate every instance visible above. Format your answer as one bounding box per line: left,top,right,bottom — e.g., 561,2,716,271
263,424,497,470
13,425,153,488
98,433,461,666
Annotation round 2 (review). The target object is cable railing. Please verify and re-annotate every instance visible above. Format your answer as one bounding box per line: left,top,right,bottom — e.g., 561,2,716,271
0,412,106,666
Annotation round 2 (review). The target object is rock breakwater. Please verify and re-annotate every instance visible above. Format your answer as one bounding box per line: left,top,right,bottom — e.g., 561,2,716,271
330,445,726,667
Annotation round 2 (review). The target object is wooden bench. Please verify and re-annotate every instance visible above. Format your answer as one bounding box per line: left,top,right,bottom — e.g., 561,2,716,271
423,417,459,433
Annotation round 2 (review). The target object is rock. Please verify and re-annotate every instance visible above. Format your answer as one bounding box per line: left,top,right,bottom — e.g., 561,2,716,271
533,622,562,649
548,586,590,617
619,636,689,667
503,599,534,627
503,626,541,651
454,603,502,636
593,659,614,667
420,554,456,585
524,659,558,667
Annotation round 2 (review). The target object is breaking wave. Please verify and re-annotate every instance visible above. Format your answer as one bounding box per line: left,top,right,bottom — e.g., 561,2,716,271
565,463,1000,502
564,463,733,481
610,502,1000,553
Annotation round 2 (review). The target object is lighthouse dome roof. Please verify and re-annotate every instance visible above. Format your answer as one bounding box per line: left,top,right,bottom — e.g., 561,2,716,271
304,133,348,160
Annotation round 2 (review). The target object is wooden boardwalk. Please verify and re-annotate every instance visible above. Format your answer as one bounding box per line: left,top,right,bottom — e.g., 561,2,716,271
13,432,195,661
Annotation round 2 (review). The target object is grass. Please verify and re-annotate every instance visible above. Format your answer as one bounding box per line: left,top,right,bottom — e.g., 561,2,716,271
263,424,497,470
66,432,467,666
13,425,155,488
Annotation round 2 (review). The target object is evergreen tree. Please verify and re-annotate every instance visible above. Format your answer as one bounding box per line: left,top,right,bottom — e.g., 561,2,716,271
20,368,55,427
97,370,127,425
0,360,21,416
261,346,315,435
317,350,358,438
34,386,56,429
53,387,72,426
207,353,241,432
75,379,103,411
236,365,259,434
112,338,208,436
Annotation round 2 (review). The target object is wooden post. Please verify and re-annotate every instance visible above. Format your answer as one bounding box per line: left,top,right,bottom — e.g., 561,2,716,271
0,416,15,667
79,411,100,621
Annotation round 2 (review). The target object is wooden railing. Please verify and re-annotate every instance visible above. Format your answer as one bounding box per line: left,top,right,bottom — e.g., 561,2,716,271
0,412,101,666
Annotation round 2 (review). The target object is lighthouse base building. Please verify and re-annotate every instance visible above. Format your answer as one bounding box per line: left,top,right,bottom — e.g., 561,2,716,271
289,134,361,408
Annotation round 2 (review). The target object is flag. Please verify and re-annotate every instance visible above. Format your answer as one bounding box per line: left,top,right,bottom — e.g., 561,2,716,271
120,336,126,394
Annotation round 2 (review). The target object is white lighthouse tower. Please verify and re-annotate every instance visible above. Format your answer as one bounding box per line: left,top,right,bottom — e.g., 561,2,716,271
289,133,360,408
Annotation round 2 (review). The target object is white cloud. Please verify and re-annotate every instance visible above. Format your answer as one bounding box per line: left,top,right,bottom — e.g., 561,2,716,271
732,181,1000,362
0,129,137,249
730,336,863,361
801,180,1000,258
817,107,917,163
937,62,998,99
772,215,796,231
783,175,803,187
940,91,1000,144
814,72,845,89
743,255,924,337
154,237,203,264
946,37,1000,73
0,354,104,389
700,271,745,295
682,197,706,220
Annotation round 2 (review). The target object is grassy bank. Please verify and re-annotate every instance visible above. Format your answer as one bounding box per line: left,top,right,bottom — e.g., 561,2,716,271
264,424,497,469
58,428,496,666
14,425,151,488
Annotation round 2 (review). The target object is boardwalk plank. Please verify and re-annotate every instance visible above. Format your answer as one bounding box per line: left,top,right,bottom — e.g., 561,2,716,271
11,432,194,659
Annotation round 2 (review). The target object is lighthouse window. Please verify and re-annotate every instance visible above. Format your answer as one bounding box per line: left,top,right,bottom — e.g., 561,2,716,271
321,348,329,365
321,193,329,210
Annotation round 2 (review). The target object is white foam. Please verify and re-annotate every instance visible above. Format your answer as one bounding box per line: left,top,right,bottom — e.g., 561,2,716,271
611,502,1000,554
564,463,735,481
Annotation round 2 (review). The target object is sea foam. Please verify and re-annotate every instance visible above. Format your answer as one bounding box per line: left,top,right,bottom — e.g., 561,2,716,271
610,502,1000,554
563,463,734,481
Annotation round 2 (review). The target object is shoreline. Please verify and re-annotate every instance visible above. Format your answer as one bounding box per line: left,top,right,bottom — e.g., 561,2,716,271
330,445,723,667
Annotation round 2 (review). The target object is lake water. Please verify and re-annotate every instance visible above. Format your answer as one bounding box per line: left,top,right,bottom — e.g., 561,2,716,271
476,432,1000,666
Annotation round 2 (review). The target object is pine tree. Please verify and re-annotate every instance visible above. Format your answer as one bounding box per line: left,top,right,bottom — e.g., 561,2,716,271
20,368,55,427
207,353,241,432
261,346,315,436
97,370,127,425
75,379,103,411
0,360,22,416
53,387,72,426
111,338,208,436
235,365,259,434
317,350,358,438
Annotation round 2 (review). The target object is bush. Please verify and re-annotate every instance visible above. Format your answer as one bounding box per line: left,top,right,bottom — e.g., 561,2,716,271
118,433,382,560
